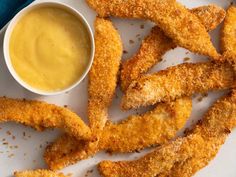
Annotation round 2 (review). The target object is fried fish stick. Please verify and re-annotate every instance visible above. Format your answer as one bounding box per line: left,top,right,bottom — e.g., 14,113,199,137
0,97,91,140
221,6,236,67
44,97,192,170
14,169,69,177
99,90,236,177
86,0,220,59
120,5,226,91
122,62,235,110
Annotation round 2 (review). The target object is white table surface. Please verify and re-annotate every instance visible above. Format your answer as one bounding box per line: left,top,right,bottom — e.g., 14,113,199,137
0,0,235,176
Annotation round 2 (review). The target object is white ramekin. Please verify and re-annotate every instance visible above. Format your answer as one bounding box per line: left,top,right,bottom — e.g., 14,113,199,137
3,1,95,96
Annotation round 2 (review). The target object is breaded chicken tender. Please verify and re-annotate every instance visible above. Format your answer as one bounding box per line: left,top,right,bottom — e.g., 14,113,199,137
0,97,91,140
86,0,220,59
120,5,226,91
14,169,69,177
99,97,192,152
88,17,122,134
122,62,235,110
44,97,191,170
99,90,236,177
86,17,123,157
221,6,236,69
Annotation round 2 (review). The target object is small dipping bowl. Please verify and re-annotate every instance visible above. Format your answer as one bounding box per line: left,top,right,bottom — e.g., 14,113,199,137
3,1,94,95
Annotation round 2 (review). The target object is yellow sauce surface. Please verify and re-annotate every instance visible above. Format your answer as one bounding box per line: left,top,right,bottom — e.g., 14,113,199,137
9,6,91,92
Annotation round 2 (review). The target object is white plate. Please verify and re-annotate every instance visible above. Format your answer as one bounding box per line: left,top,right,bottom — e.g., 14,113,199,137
0,0,235,177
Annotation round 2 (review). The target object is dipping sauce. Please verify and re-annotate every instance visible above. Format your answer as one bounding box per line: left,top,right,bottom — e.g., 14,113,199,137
9,6,91,92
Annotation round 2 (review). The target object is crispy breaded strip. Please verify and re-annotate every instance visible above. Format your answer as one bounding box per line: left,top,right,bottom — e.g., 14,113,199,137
0,97,91,140
88,17,122,134
221,6,236,67
99,97,192,152
122,62,235,110
87,17,123,158
86,0,220,59
44,97,192,170
120,5,226,91
99,90,236,177
14,169,69,177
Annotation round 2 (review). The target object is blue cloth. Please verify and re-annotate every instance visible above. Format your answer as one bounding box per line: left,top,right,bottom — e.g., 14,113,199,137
0,0,34,29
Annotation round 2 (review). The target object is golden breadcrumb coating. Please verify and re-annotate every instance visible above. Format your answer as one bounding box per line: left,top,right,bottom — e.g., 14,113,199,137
191,5,226,32
221,6,236,68
0,97,91,140
14,169,69,177
87,17,123,159
86,0,220,59
44,97,191,170
99,90,236,177
122,62,235,110
88,17,122,133
120,5,226,91
99,97,192,152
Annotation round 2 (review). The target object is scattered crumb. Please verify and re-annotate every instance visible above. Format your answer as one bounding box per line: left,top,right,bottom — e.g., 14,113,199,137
130,23,134,26
64,105,68,108
138,37,142,41
67,173,73,177
202,93,208,97
140,24,145,29
184,128,192,135
198,97,203,102
136,34,141,38
185,51,189,55
129,40,134,44
123,50,128,54
105,150,113,156
85,169,93,177
183,57,190,62
197,93,208,102
12,136,16,140
6,131,11,136
8,153,14,158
